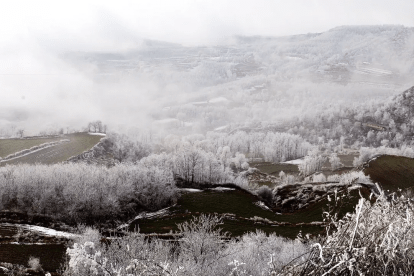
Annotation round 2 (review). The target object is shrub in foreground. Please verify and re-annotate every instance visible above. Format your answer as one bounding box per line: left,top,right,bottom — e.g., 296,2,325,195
281,193,414,275
64,191,414,275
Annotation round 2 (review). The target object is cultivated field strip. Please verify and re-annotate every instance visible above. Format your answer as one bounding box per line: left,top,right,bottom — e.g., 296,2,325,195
0,133,103,166
0,137,62,158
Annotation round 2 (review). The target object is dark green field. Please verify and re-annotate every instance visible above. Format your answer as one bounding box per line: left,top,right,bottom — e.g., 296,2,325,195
0,133,103,165
132,187,365,239
0,243,66,273
364,155,414,193
250,162,299,176
338,154,359,167
251,154,358,179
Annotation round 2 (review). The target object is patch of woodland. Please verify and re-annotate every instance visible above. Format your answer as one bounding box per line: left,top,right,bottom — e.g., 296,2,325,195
280,85,414,151
0,163,177,229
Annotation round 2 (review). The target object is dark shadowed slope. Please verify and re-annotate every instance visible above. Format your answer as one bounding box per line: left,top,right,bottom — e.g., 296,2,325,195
364,155,414,192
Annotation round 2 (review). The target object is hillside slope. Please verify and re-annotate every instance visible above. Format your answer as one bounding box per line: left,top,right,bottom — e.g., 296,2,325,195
364,155,414,193
58,25,414,135
0,133,103,166
0,136,62,158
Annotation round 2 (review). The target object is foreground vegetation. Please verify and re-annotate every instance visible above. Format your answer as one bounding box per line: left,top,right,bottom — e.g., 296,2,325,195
64,215,310,276
60,191,414,275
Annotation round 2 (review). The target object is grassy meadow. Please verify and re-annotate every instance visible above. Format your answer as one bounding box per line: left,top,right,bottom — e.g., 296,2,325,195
132,186,367,239
0,133,103,166
0,137,62,159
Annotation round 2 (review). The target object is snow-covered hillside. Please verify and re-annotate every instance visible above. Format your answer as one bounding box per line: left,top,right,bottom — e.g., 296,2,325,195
64,25,414,134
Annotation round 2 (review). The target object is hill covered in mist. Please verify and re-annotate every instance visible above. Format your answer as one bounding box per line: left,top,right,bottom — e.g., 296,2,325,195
2,25,413,137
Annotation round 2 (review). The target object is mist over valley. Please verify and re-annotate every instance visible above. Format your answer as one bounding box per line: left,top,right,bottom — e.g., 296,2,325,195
1,1,414,275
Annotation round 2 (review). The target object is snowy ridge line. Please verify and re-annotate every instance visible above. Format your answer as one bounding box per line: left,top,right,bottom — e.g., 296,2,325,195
0,139,70,163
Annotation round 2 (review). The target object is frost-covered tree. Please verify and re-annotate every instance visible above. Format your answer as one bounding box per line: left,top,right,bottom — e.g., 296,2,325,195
298,150,326,176
329,153,343,171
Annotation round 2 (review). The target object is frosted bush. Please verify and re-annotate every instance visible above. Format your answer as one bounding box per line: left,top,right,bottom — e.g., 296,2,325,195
327,174,340,182
339,171,371,185
313,173,326,182
223,231,310,275
282,194,414,275
28,256,42,272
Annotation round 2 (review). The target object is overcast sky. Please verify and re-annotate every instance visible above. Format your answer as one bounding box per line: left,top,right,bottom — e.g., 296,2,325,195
1,0,413,135
1,0,413,51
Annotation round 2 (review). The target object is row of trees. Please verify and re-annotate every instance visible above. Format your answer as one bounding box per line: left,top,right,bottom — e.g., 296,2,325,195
163,131,310,163
0,162,177,224
93,132,151,163
296,151,343,176
88,132,247,185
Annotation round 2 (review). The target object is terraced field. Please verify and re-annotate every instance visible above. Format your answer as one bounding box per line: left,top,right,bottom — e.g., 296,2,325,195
0,133,103,166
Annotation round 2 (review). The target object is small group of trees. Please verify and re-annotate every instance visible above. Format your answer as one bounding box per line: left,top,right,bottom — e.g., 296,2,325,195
87,120,107,133
298,150,326,176
94,133,151,163
0,125,24,138
163,130,310,164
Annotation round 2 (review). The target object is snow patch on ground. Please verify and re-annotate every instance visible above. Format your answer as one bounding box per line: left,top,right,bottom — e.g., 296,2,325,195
281,158,304,165
254,201,270,210
180,188,203,192
10,242,49,245
0,223,79,239
154,118,180,124
88,132,106,136
209,97,229,103
355,66,393,76
214,125,228,131
210,187,235,191
286,56,302,60
190,101,208,105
